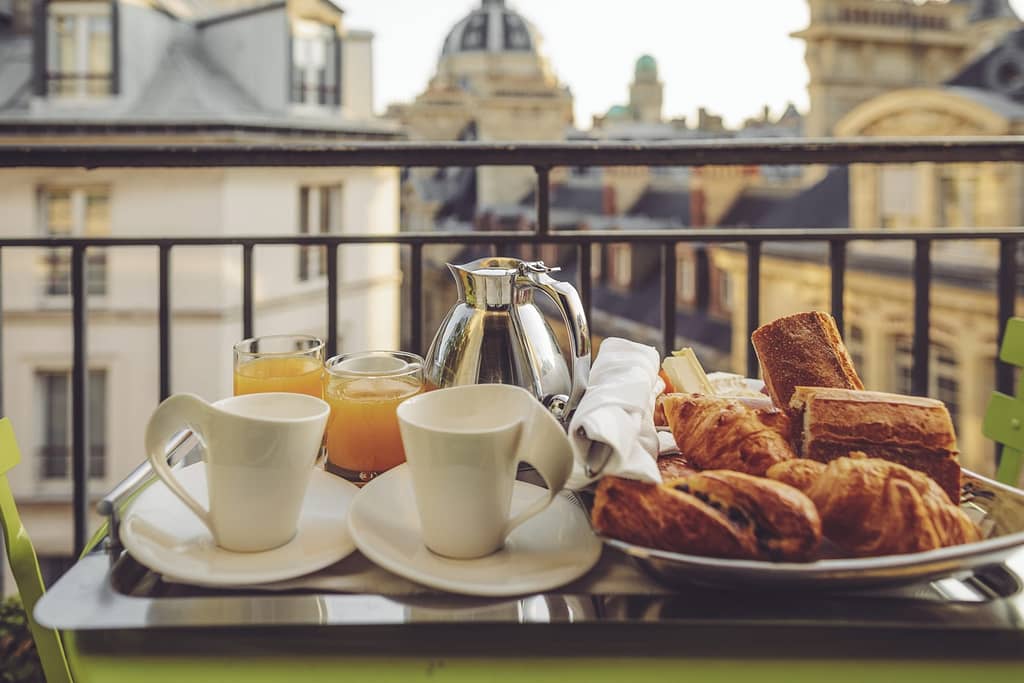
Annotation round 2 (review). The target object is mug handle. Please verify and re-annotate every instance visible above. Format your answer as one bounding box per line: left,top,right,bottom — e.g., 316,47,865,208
503,404,574,538
144,393,215,532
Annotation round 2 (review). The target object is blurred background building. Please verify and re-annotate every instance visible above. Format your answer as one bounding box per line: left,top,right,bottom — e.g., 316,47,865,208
0,0,401,589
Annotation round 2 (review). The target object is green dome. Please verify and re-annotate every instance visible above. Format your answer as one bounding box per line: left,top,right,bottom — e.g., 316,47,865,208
635,54,658,77
606,104,632,119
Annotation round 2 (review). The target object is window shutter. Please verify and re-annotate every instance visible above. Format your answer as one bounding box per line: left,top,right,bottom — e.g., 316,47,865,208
333,33,342,107
32,0,47,96
109,0,119,95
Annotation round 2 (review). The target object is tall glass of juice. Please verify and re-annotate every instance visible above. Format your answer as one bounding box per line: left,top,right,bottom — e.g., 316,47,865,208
233,335,325,398
323,351,423,482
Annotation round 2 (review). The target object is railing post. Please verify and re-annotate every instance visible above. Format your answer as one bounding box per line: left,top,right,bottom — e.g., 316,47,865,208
71,245,89,555
578,242,592,331
326,243,338,359
158,245,171,401
661,243,677,355
746,241,762,378
829,240,846,335
535,165,551,237
912,239,932,397
242,243,254,340
410,243,423,356
998,239,1018,396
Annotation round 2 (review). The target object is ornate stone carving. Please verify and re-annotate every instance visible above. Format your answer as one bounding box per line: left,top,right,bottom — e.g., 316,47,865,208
862,109,983,136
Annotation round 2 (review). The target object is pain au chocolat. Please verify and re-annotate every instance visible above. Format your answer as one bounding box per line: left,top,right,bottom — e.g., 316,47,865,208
592,471,822,562
790,386,961,502
751,311,863,411
766,456,979,557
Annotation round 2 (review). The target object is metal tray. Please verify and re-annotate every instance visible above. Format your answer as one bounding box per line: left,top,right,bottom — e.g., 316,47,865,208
598,468,1024,590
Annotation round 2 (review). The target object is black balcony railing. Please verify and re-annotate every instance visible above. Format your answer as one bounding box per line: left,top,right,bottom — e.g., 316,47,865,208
2,137,1024,553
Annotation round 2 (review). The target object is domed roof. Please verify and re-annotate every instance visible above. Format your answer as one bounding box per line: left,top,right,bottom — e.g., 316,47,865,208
606,104,632,119
440,0,540,57
635,55,658,77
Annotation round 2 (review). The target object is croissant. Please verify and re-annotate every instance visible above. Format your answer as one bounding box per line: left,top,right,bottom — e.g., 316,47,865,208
592,471,822,562
766,455,979,557
661,393,796,476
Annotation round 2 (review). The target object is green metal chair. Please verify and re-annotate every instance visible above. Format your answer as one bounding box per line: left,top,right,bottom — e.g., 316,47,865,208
983,317,1024,487
0,417,74,683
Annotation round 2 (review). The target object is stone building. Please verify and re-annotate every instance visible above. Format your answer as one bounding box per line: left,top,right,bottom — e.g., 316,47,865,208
388,0,572,210
0,0,401,592
794,0,1020,137
715,17,1024,477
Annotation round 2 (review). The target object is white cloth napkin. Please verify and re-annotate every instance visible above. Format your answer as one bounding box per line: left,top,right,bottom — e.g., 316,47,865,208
567,337,663,489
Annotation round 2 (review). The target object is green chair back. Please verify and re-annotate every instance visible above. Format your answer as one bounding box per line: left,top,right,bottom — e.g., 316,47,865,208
983,317,1024,487
0,418,73,683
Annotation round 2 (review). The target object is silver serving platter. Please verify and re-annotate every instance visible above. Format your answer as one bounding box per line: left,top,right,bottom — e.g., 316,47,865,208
601,468,1024,590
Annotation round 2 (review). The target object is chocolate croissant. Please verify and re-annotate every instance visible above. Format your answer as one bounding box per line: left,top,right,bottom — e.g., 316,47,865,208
766,455,979,557
661,393,796,476
592,471,822,562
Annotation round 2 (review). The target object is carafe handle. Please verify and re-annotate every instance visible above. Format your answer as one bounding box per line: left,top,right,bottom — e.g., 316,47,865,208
518,263,591,418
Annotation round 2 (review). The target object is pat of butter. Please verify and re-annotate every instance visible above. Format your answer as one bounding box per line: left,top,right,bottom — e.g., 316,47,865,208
662,348,714,395
706,371,747,394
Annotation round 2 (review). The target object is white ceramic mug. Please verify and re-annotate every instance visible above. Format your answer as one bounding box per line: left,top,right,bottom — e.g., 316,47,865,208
144,392,330,553
396,384,574,559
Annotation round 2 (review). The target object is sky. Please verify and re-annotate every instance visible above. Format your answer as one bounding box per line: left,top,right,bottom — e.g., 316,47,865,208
340,0,1024,129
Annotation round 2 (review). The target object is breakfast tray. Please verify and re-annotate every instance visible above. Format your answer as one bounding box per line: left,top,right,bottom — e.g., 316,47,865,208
33,431,1024,636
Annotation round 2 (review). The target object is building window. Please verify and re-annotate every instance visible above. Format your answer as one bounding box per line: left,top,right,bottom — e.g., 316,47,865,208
47,2,112,98
717,268,734,312
893,338,959,431
938,165,977,228
298,185,341,281
847,324,866,379
590,244,603,283
879,166,918,229
608,244,632,289
677,255,695,304
291,19,338,106
38,186,109,297
36,369,107,480
935,348,960,430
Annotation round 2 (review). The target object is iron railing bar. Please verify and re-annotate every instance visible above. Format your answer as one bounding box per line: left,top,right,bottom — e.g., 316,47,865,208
661,243,677,356
242,243,254,340
829,241,846,334
410,243,423,356
536,165,550,236
997,239,1018,396
6,137,1024,168
71,245,88,555
578,243,592,333
7,227,1024,247
326,244,339,359
912,239,932,397
746,241,762,379
158,245,171,401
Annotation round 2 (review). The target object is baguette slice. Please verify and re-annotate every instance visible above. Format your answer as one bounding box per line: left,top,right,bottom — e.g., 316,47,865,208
791,386,961,502
751,311,863,411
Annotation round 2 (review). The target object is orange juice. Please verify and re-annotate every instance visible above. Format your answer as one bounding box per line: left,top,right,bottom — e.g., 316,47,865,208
233,356,324,398
325,376,420,475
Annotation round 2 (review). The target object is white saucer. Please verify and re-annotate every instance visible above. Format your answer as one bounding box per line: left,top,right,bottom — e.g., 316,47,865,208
347,464,602,597
122,462,359,587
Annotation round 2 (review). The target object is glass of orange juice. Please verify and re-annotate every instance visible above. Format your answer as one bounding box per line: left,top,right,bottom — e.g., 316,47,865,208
323,351,423,482
233,335,325,398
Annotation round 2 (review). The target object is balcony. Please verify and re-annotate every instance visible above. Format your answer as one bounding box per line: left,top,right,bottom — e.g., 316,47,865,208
2,137,1024,557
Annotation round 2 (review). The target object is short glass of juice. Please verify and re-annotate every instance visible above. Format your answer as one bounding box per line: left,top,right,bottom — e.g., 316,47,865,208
233,335,325,398
323,350,424,483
